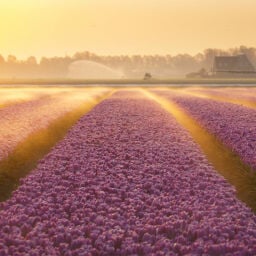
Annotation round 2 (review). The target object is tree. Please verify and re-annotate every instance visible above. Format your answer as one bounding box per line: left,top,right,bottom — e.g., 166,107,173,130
26,56,37,65
7,55,17,64
0,55,5,64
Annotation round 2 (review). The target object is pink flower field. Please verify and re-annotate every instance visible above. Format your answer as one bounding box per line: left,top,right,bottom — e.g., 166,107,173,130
0,86,255,256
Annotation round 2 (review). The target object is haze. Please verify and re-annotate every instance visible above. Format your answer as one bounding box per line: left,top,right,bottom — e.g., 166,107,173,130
1,0,256,58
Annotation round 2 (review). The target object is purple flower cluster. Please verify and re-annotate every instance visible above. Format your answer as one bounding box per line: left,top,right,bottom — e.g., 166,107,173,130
0,91,256,255
155,91,256,170
0,89,106,161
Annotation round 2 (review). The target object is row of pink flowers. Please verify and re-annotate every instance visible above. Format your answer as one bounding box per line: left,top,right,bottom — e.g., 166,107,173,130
154,90,256,170
0,88,108,161
186,87,256,105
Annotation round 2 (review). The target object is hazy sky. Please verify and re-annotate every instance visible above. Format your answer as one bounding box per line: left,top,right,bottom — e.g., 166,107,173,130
1,0,256,58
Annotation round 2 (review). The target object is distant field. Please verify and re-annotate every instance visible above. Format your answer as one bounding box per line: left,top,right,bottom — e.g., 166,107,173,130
1,78,256,86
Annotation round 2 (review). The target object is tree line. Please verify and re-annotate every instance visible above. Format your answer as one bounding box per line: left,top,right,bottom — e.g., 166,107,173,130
0,46,256,79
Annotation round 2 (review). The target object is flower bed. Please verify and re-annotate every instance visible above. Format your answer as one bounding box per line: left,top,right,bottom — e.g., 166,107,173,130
186,87,256,105
0,89,107,161
0,91,255,255
155,90,256,170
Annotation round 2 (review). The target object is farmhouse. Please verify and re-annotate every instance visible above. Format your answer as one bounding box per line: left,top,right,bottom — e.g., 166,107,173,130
212,54,256,77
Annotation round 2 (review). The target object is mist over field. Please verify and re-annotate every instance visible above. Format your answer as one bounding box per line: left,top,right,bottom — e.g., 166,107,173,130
68,61,124,79
1,46,256,79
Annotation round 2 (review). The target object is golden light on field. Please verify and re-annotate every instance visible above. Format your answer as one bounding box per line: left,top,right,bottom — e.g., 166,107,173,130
1,0,256,58
0,89,42,106
0,87,106,107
